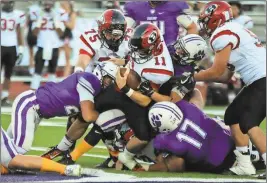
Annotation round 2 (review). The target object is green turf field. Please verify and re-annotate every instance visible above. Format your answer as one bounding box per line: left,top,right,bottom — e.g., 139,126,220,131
1,107,266,179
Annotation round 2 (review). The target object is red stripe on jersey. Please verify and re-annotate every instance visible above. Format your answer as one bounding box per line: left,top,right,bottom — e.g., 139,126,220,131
20,14,26,18
141,68,173,77
79,35,96,57
210,30,240,51
79,49,93,57
98,57,111,62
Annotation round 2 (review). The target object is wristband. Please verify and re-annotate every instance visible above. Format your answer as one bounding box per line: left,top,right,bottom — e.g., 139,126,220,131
126,88,134,97
120,85,130,94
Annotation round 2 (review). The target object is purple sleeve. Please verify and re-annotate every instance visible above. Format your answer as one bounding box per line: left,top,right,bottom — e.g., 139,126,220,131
78,73,101,96
154,132,187,156
175,2,190,15
123,2,135,18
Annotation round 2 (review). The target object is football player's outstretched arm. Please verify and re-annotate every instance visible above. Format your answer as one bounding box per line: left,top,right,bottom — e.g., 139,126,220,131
75,54,92,72
148,155,186,172
194,45,232,82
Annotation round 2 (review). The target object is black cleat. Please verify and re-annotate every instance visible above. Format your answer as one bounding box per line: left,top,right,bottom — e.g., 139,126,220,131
95,157,115,169
58,152,75,165
41,146,64,160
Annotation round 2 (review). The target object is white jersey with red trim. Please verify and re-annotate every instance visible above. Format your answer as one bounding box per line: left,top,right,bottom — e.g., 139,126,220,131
210,22,266,85
232,15,254,30
32,8,68,48
1,10,26,47
79,27,132,73
127,41,174,87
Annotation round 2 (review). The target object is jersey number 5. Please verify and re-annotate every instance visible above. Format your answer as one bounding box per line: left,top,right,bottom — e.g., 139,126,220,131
176,119,207,149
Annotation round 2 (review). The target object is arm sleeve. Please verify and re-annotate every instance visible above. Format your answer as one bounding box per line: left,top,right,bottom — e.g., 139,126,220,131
84,124,103,146
210,30,240,52
77,76,96,102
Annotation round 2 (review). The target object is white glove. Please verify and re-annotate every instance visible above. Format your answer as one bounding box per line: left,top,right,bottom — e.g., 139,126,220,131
118,151,137,170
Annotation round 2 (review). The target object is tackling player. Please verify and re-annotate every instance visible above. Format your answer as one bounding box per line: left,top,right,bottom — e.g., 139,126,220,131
6,62,118,155
130,101,235,173
194,1,266,177
1,1,25,106
1,127,81,176
123,1,198,45
30,0,68,90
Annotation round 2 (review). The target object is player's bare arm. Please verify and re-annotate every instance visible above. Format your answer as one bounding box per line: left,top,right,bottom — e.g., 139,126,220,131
75,54,92,72
148,155,186,172
116,68,152,107
194,45,232,82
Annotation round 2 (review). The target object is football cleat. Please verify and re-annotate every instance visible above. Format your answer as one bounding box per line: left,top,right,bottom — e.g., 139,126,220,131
64,164,81,177
230,150,256,175
41,146,64,160
95,157,115,169
58,152,75,165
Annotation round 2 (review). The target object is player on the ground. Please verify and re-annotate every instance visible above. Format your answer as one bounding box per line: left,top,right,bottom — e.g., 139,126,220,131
193,1,266,178
30,0,67,90
1,1,25,106
6,62,118,155
127,101,235,173
123,1,198,45
1,127,81,176
74,9,131,73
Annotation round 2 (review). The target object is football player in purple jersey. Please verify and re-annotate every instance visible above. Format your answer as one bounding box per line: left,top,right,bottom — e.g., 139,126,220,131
123,1,198,45
123,101,236,173
6,62,118,155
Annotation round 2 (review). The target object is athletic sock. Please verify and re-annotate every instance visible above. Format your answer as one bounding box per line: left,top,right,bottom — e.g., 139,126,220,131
40,158,66,174
30,74,42,90
57,135,74,151
262,153,266,165
236,146,249,155
70,140,93,161
1,90,9,100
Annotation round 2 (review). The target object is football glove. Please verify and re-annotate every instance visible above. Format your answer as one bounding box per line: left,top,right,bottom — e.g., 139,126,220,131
139,80,154,97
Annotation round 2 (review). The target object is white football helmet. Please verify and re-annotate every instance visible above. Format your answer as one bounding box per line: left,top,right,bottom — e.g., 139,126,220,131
148,101,184,133
172,34,207,65
93,62,119,86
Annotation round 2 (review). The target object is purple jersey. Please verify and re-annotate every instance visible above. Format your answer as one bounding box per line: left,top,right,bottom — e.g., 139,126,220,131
124,1,189,45
154,100,234,170
36,72,101,118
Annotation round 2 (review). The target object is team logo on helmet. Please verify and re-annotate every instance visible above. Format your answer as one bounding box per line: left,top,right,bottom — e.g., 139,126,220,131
148,31,157,44
205,4,218,15
150,113,162,128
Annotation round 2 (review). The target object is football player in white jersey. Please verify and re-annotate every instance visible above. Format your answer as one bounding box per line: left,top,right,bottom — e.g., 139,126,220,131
229,1,254,30
30,0,67,90
194,1,266,177
74,9,131,73
1,1,25,106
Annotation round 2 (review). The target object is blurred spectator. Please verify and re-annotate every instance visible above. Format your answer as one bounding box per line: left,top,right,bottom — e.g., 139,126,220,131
1,1,25,106
102,1,121,10
123,1,198,45
27,1,41,75
60,1,77,77
30,0,67,90
229,1,254,29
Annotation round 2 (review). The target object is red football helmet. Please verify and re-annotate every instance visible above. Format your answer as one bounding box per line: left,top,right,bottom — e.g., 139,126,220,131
198,1,233,38
129,23,162,64
97,9,127,52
